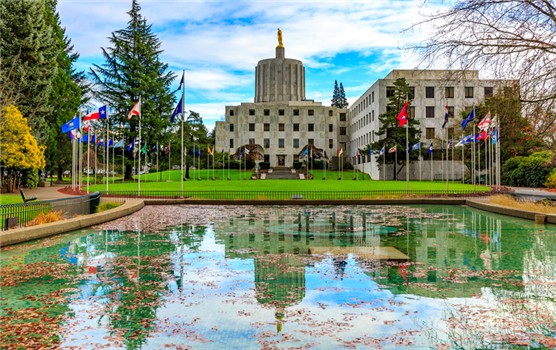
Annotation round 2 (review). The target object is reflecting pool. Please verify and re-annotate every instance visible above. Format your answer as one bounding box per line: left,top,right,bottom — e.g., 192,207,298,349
1,205,555,349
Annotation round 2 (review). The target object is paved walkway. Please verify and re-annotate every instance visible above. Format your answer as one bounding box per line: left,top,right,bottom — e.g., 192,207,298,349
22,185,81,201
507,187,556,200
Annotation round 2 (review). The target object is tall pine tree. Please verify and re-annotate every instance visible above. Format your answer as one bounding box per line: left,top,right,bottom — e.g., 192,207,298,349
44,0,86,181
371,78,420,180
0,0,58,144
331,80,340,107
338,82,348,109
91,0,175,180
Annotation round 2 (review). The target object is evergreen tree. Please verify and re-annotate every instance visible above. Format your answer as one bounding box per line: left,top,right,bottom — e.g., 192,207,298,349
331,80,340,107
371,78,420,180
0,0,58,144
44,0,85,181
91,0,175,180
338,83,348,109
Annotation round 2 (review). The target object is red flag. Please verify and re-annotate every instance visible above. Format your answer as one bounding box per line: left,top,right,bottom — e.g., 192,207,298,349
477,130,487,141
127,98,141,120
396,101,409,127
83,119,90,133
83,111,100,121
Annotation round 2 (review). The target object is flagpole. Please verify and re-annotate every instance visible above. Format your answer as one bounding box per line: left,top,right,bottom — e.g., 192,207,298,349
430,147,433,181
106,108,109,194
473,123,477,192
451,138,454,184
441,128,444,183
87,127,90,193
168,144,171,181
445,138,449,191
405,122,409,191
72,132,76,191
181,70,185,192
462,142,465,184
383,145,385,181
138,96,141,195
112,139,115,184
78,112,83,191
419,145,422,182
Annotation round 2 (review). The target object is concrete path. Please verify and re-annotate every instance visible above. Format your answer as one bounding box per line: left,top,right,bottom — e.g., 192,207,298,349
506,187,556,201
22,185,82,201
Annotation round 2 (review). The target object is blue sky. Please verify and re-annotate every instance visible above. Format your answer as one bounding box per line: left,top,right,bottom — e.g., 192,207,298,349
58,0,448,130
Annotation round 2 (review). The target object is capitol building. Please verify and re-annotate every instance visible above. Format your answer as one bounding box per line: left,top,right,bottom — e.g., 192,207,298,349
215,31,513,179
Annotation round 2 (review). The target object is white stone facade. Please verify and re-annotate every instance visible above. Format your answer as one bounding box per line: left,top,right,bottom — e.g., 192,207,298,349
349,70,515,180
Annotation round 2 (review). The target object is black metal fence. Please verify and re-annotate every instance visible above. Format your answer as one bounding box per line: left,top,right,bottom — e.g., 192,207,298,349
100,190,496,201
0,192,101,231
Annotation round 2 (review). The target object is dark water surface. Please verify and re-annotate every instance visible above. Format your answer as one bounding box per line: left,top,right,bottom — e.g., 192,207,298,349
1,205,555,349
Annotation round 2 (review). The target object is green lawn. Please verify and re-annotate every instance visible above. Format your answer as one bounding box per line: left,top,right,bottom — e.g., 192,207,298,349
0,194,23,205
88,169,489,193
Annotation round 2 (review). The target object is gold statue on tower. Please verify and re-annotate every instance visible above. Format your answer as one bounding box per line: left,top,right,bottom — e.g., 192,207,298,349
277,28,284,48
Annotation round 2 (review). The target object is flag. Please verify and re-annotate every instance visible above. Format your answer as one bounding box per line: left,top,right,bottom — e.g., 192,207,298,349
114,139,124,148
127,98,141,120
98,138,104,146
178,72,185,90
165,143,171,154
355,149,359,157
388,145,397,153
477,111,491,130
83,119,90,133
197,148,201,157
337,147,343,156
492,129,498,144
302,148,308,157
141,143,147,154
428,142,433,154
170,96,183,123
442,104,449,129
396,101,409,127
411,142,420,151
69,129,78,140
109,139,114,147
61,116,80,133
208,146,213,156
369,145,372,155
379,146,385,155
153,144,158,152
127,140,134,151
81,133,88,143
477,130,487,141
99,105,107,119
244,147,250,155
455,139,464,148
83,110,99,121
324,150,328,158
490,115,498,128
461,107,475,129
448,139,453,149
90,134,96,144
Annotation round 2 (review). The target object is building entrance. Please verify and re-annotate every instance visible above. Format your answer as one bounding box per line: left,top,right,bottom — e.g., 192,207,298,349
277,155,286,167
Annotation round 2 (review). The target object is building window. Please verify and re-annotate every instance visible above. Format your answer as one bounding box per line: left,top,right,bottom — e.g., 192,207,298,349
249,109,255,116
229,124,234,132
229,139,234,148
264,109,270,116
264,155,269,162
386,86,395,97
328,110,333,116
340,113,347,121
371,91,375,103
293,123,299,132
329,124,333,132
293,109,299,116
340,127,346,135
426,106,435,118
329,139,333,149
465,87,474,98
249,138,255,145
278,109,285,116
278,139,284,148
308,138,314,145
426,128,435,139
445,86,454,98
264,123,270,131
372,110,375,121
229,109,234,116
409,106,415,118
308,109,314,116
249,123,255,131
425,86,435,98
293,138,299,148
264,138,270,148
448,127,454,138
308,123,314,132
279,123,285,131
484,87,493,98
448,106,455,118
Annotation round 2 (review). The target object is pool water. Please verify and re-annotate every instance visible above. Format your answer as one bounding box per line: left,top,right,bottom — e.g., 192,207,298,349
1,205,555,349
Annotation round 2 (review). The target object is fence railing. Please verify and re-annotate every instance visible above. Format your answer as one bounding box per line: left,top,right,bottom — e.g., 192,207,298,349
100,190,496,201
0,192,101,231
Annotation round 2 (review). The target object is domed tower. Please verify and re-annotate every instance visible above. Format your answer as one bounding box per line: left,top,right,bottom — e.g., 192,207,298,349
254,28,306,103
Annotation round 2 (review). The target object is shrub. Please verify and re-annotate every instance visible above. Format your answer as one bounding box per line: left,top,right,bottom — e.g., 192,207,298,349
26,210,64,226
293,161,302,170
96,202,121,213
502,151,554,187
259,162,271,170
545,168,556,189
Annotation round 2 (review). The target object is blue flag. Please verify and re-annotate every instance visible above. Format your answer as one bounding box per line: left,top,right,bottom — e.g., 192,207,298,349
411,142,420,151
170,97,183,123
428,142,433,154
379,146,385,155
108,138,113,146
99,105,107,119
442,104,449,129
369,145,372,155
113,139,124,148
461,107,475,130
127,140,134,151
492,129,498,144
61,116,80,133
197,148,201,157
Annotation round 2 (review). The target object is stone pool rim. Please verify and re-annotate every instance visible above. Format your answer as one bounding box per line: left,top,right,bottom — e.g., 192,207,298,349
1,198,554,247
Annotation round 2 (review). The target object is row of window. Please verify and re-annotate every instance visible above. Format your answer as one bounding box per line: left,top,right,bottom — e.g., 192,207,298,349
351,127,456,149
231,123,347,135
229,108,347,120
386,86,493,99
229,138,336,149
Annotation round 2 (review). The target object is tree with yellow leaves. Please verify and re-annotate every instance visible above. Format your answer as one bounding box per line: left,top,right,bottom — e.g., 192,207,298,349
0,105,46,192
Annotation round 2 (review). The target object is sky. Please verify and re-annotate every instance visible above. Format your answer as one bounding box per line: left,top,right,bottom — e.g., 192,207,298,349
57,0,449,130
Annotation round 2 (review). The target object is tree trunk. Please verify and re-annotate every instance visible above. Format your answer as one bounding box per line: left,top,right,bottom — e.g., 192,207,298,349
185,164,190,179
125,163,133,181
57,164,64,182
